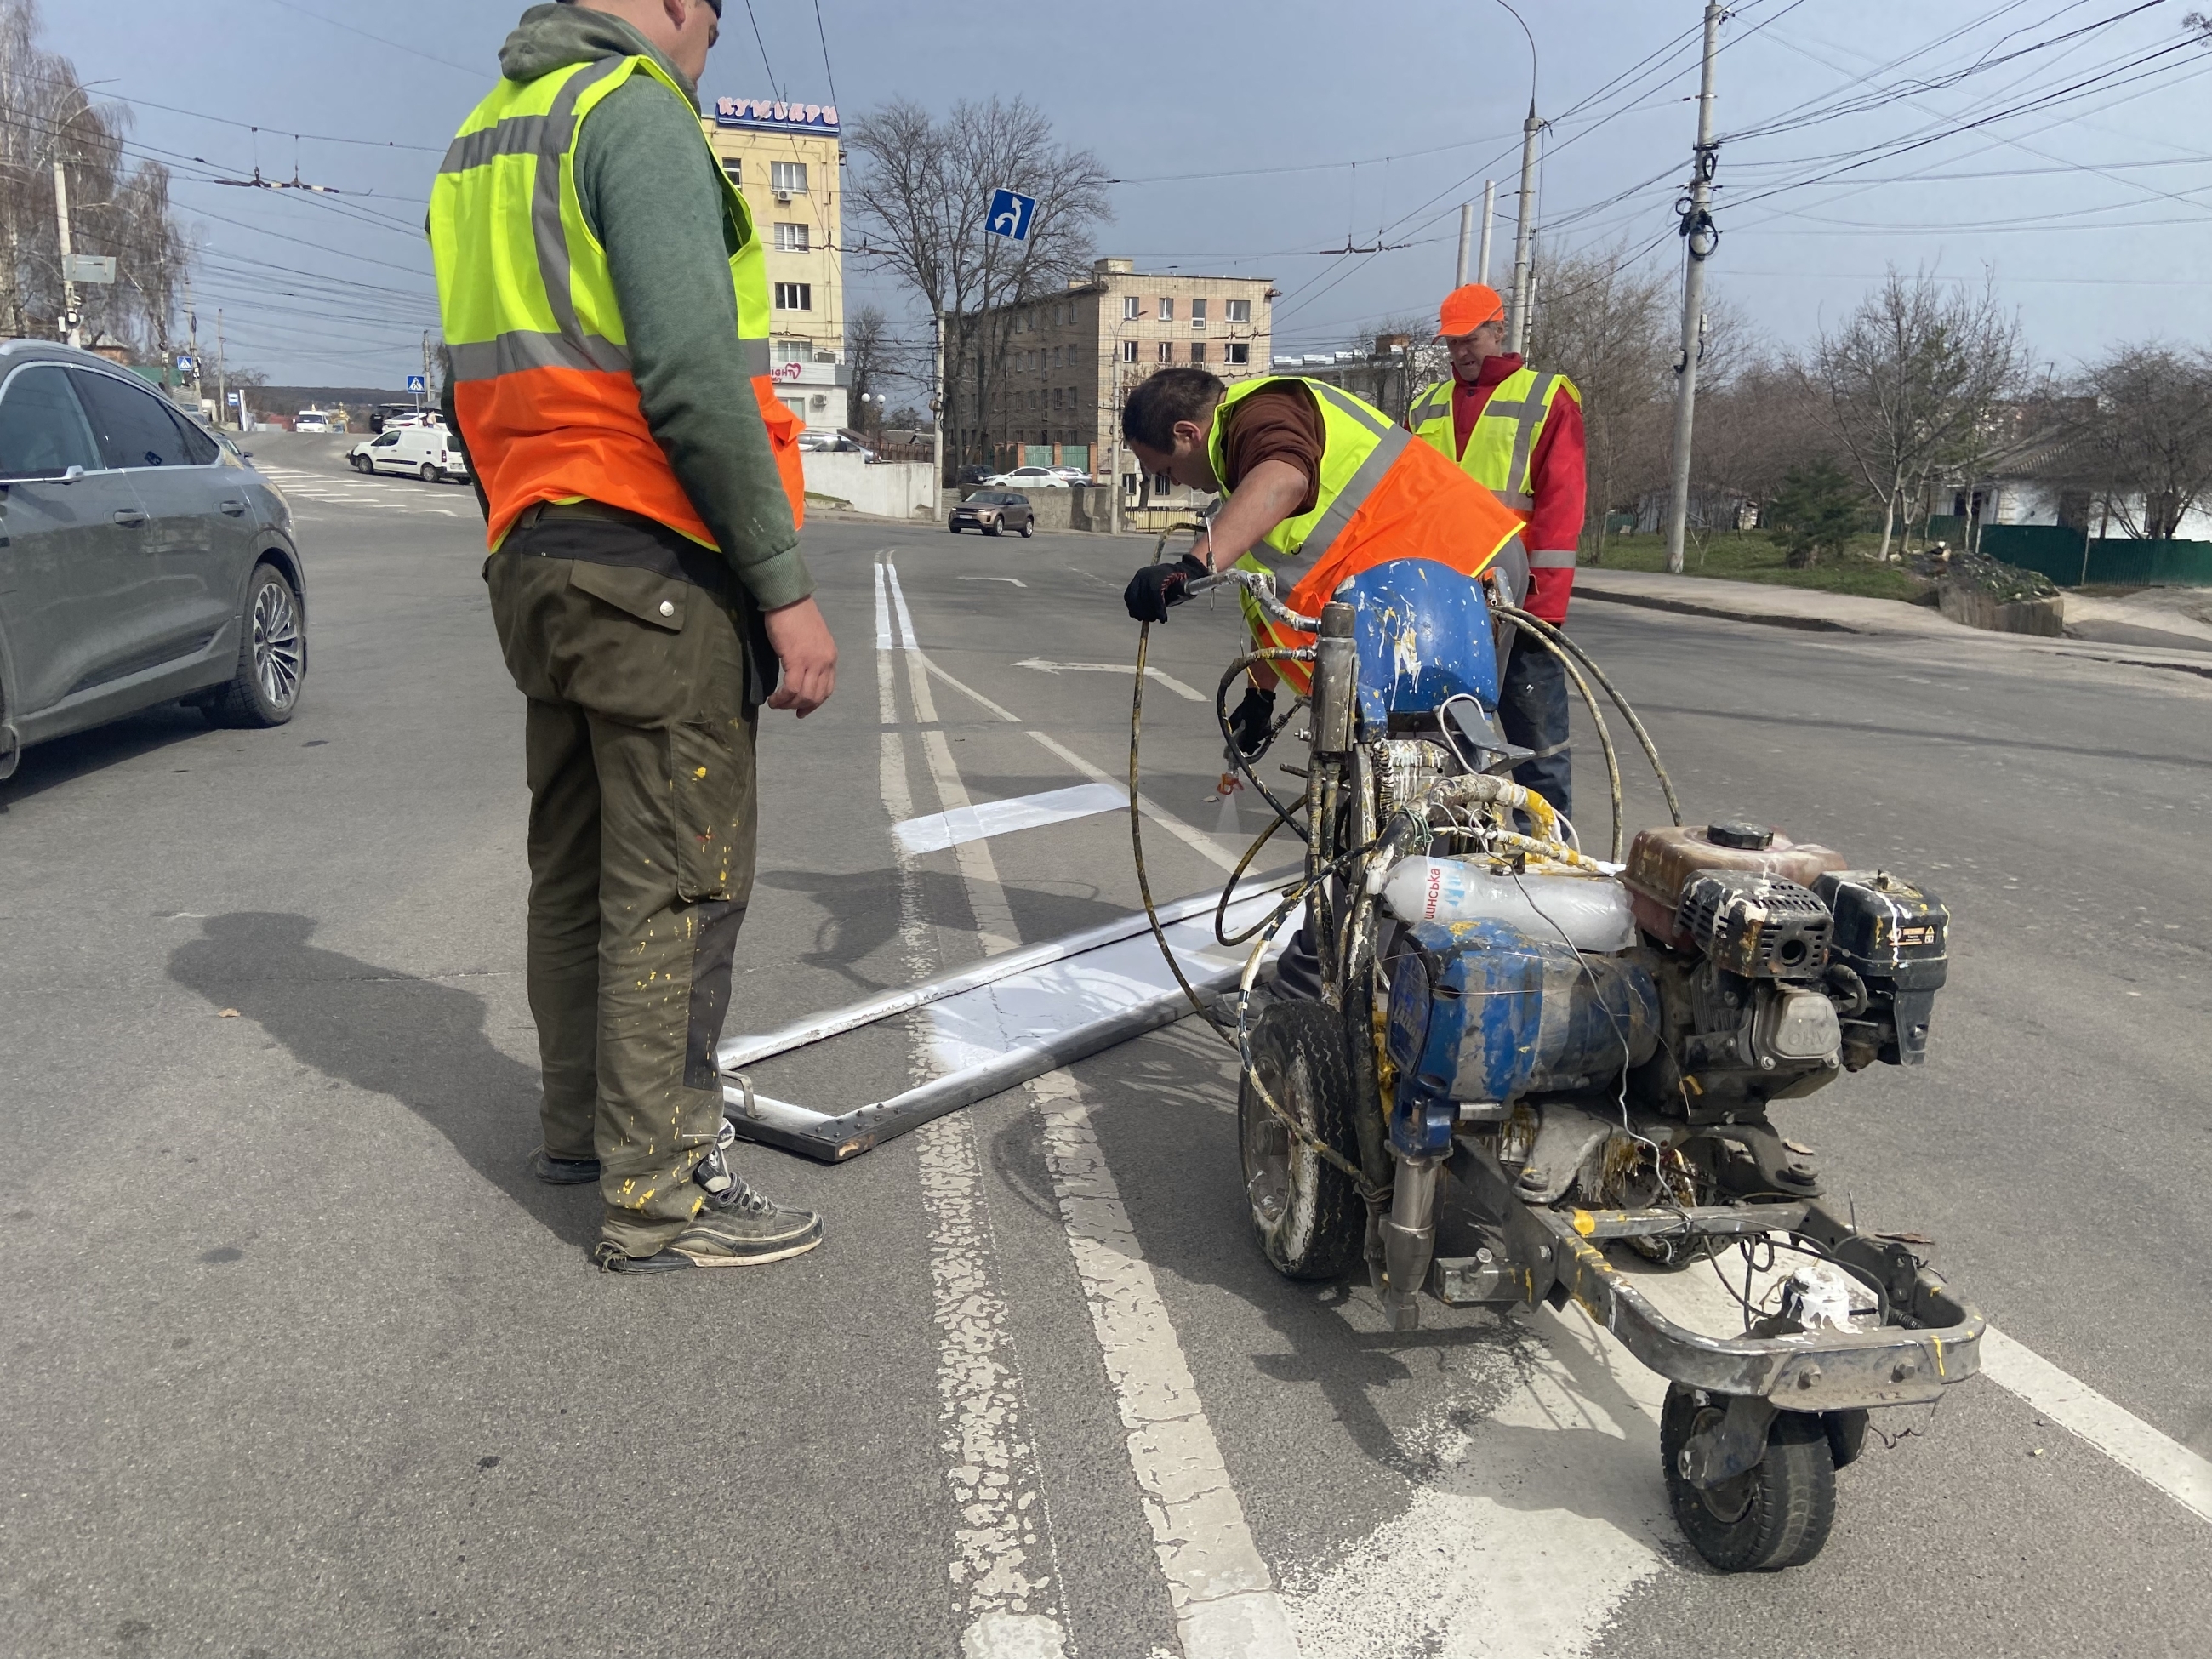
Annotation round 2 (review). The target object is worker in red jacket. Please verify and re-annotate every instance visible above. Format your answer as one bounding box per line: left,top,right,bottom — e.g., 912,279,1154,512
1407,283,1586,819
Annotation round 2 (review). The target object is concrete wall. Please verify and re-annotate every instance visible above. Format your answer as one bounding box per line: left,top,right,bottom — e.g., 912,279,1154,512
803,452,934,520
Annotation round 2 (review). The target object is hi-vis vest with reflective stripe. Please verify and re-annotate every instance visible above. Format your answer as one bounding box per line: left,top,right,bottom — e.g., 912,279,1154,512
429,54,805,551
1206,377,1527,692
1407,366,1576,522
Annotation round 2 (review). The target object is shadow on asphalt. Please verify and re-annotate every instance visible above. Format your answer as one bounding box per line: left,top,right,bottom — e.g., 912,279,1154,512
166,912,590,1247
0,704,213,811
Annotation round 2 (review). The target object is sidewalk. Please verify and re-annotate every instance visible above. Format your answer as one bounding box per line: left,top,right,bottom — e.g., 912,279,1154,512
1575,567,2212,677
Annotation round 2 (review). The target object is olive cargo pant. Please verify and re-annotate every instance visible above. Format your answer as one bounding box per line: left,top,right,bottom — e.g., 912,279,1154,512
487,546,758,1258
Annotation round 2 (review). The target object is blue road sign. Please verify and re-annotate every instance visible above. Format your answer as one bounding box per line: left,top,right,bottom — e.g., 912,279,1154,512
175,354,194,371
407,373,428,394
986,187,1036,242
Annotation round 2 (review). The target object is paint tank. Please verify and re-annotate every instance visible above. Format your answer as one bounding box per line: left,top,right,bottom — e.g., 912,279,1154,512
1384,919,1660,1140
1336,559,1502,729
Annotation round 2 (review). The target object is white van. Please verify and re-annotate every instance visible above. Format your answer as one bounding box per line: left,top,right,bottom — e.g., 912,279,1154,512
294,409,334,433
348,423,470,482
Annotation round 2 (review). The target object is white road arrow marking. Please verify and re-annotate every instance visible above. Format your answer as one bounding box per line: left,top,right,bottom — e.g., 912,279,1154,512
1014,658,1205,703
960,575,1028,587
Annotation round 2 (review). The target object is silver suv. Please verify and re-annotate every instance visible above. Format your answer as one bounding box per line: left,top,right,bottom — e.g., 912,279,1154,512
0,339,306,779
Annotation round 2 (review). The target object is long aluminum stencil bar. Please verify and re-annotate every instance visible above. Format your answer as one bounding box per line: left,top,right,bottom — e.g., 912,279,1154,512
721,888,1289,1162
715,879,1286,1074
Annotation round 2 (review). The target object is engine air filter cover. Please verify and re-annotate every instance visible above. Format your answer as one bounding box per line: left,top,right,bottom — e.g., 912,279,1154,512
1677,871,1833,980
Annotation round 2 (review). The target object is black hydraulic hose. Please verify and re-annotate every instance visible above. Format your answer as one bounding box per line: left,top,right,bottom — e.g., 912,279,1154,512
1496,602,1683,828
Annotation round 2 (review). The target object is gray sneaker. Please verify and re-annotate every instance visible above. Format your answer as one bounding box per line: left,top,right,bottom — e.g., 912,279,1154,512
596,1184,824,1273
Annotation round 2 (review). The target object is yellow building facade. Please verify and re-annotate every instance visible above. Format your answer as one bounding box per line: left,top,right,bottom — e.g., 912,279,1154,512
701,95,847,430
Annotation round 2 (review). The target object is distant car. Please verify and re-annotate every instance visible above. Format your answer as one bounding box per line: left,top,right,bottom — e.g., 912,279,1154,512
373,409,435,433
982,465,1073,489
349,424,470,482
948,490,1033,538
293,409,334,433
955,464,995,486
795,430,874,457
1048,465,1097,486
0,339,308,777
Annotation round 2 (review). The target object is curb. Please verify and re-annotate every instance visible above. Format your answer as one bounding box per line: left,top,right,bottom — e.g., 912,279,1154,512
1573,585,1860,634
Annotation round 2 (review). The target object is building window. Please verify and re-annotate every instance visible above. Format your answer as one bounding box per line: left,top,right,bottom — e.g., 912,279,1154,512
1226,299,1251,323
1051,346,1063,369
772,336,809,363
1192,299,1208,326
1152,470,1172,495
773,282,812,311
721,158,742,188
771,161,808,194
773,222,810,252
1158,297,1175,322
1052,387,1063,409
1122,295,1141,321
1225,342,1251,365
1120,339,1139,363
1189,342,1206,363
1156,340,1173,363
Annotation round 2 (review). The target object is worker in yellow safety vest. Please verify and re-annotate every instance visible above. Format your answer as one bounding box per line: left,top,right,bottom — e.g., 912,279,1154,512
430,0,835,1274
1405,282,1587,817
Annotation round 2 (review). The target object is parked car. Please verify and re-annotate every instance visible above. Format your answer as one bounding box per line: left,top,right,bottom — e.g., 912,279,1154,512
955,464,996,487
349,423,470,482
0,339,308,778
981,465,1074,489
947,490,1033,538
293,409,334,433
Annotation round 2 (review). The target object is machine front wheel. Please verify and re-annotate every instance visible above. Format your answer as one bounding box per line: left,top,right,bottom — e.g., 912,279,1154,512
1239,1002,1365,1280
1660,1385,1836,1571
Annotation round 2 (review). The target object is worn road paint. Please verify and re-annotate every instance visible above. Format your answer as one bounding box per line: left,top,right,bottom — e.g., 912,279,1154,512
961,576,1029,587
881,556,1073,1658
1033,1069,1303,1659
1979,1325,2212,1525
894,782,1130,856
1014,658,1206,703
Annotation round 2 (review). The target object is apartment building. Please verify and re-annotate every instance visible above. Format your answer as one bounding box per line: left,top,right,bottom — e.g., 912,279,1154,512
702,95,847,430
963,258,1274,502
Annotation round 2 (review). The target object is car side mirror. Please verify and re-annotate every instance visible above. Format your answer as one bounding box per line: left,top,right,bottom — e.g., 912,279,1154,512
60,465,84,484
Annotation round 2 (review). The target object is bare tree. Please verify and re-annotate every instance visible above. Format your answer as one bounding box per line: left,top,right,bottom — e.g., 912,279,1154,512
845,96,1110,475
841,303,907,431
2060,345,2212,539
0,0,189,353
1797,268,2027,562
1525,239,1675,562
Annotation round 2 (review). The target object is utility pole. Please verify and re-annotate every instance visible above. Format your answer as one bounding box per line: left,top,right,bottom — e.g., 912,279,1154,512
1662,0,1725,576
185,272,202,409
930,309,945,517
1455,202,1473,288
215,310,228,429
1507,103,1541,355
53,160,82,348
1477,180,1497,287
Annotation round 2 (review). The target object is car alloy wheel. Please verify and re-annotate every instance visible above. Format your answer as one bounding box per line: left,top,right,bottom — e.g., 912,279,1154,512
252,575,305,712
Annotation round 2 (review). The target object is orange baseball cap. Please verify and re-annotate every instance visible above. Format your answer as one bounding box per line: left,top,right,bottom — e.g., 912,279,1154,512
1436,283,1506,338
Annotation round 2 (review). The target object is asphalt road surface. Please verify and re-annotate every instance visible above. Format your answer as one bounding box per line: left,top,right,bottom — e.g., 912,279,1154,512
5,433,2209,1658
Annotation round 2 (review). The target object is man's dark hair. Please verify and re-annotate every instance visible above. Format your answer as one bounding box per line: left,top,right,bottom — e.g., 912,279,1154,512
1122,367,1228,451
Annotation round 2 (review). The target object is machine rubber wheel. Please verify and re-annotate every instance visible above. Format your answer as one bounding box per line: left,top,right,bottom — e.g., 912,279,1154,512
1019,521,1033,538
202,562,305,728
1239,1001,1365,1280
419,462,437,482
1660,1385,1836,1571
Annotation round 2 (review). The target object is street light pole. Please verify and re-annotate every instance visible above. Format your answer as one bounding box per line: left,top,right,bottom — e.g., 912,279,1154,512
931,308,945,517
1477,179,1497,286
1662,0,1725,576
1455,202,1473,288
53,160,81,348
1507,104,1540,356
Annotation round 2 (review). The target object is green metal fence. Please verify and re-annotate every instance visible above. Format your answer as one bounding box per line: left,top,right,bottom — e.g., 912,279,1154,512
1924,516,2212,587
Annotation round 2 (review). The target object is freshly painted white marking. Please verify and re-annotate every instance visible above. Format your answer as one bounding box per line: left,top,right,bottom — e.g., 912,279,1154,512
894,782,1129,855
887,556,922,653
961,575,1029,587
875,555,898,650
1032,1069,1303,1659
878,557,1069,1656
1979,1325,2212,1525
1015,658,1206,703
1028,730,1241,873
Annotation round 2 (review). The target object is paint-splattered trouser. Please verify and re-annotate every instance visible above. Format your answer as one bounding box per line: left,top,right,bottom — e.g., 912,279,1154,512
1499,633,1572,824
486,537,758,1258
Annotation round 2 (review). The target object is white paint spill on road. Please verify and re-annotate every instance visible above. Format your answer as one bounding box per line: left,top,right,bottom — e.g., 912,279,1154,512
1033,1069,1303,1659
895,782,1129,855
881,556,1071,1659
1280,1300,1668,1659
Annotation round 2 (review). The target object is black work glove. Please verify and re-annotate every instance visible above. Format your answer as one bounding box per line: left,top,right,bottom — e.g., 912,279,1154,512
1228,685,1277,758
1124,552,1210,624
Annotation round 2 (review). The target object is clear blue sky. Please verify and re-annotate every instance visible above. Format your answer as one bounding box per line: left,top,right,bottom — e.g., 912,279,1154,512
43,0,2212,388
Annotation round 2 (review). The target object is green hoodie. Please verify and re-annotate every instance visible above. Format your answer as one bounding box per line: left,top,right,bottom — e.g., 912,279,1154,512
451,3,809,613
